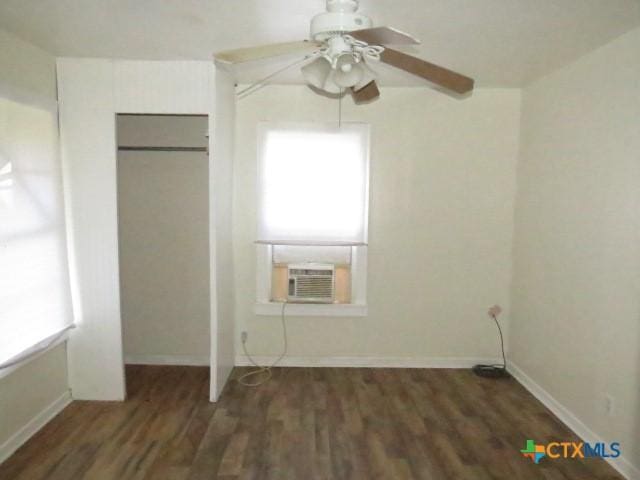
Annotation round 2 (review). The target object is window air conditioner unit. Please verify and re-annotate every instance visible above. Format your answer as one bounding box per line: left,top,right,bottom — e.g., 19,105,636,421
287,263,335,303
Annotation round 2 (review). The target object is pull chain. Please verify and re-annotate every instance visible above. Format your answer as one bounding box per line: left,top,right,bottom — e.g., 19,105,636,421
338,88,343,128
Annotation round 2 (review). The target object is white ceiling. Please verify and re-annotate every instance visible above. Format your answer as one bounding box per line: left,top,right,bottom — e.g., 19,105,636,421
0,0,639,87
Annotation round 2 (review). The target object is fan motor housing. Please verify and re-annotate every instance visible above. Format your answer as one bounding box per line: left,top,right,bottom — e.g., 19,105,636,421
310,11,373,41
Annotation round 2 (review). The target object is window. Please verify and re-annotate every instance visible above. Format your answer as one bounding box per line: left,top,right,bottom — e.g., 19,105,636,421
0,97,74,371
255,123,369,316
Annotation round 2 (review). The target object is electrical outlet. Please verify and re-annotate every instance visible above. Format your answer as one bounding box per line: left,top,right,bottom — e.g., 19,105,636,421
605,394,615,416
241,331,248,343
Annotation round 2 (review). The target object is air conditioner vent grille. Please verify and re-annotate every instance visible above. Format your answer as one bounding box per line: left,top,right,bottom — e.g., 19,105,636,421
287,264,335,303
296,277,333,296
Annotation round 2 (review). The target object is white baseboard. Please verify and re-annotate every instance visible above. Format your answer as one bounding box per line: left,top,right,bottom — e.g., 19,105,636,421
508,361,640,480
124,354,210,366
235,355,503,369
0,390,72,465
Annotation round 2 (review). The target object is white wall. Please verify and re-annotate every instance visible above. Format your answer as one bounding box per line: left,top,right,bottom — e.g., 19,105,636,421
234,86,521,365
57,59,126,401
0,28,71,462
57,59,232,400
0,344,69,461
0,29,56,103
510,27,640,477
211,68,236,398
117,115,210,364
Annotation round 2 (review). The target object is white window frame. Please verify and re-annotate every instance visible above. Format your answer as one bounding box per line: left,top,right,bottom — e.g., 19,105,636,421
254,122,369,317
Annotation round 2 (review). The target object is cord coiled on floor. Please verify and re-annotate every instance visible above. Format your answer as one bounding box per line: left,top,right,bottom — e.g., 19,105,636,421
238,301,288,387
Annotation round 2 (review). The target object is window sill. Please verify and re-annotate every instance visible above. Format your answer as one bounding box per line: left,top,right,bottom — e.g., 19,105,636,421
254,302,368,317
0,330,71,381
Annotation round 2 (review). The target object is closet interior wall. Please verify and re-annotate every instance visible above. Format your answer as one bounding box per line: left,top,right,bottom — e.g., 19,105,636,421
116,114,211,366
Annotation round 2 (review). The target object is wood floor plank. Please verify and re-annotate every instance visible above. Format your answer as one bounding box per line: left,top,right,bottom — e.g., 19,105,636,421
0,366,625,480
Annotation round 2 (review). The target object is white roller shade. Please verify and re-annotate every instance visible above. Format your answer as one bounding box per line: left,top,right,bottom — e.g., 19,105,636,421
0,97,74,368
257,123,369,246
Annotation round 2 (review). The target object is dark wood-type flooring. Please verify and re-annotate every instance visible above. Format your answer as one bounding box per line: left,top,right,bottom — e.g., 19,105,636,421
0,365,623,479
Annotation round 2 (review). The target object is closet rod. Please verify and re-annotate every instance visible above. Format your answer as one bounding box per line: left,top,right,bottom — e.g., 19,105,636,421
118,146,207,152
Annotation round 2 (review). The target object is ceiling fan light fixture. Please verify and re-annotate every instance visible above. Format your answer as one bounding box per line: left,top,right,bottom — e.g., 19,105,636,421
353,63,376,91
322,71,344,94
301,56,332,90
333,54,364,88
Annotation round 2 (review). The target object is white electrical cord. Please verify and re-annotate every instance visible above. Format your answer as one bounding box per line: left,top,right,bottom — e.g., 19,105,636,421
238,301,289,387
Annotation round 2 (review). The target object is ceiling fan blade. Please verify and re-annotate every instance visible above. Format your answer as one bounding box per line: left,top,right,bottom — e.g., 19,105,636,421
350,27,420,45
351,81,380,104
214,40,321,65
380,48,474,94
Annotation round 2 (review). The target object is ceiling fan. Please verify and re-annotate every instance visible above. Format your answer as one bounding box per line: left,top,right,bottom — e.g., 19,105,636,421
213,0,474,103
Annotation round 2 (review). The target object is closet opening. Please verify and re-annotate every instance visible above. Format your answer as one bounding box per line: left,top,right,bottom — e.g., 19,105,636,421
116,114,210,396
